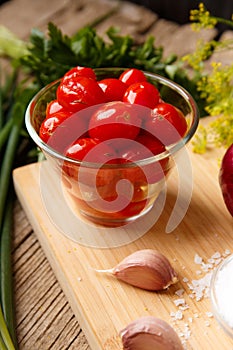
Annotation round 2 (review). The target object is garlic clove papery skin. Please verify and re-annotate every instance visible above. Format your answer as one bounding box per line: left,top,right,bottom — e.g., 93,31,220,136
120,316,184,350
113,249,178,291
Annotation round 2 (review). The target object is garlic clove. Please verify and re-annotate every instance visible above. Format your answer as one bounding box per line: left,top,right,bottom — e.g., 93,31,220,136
120,316,184,350
112,249,178,291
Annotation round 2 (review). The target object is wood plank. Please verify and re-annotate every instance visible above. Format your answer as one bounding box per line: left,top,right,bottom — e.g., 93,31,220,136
96,0,157,39
148,21,217,58
208,30,233,67
13,141,233,349
12,213,90,349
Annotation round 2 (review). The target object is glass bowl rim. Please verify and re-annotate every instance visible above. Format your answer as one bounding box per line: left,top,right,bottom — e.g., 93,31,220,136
25,68,199,169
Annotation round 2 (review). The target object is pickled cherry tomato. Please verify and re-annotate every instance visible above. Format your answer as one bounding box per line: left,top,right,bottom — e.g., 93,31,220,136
46,99,72,118
118,134,168,184
119,68,147,86
98,78,127,102
61,66,96,82
39,110,88,153
57,76,106,112
123,81,160,109
39,111,70,144
145,102,187,145
88,101,142,142
65,137,116,163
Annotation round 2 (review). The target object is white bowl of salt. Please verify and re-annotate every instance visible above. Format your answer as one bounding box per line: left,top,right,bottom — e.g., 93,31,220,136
210,254,233,338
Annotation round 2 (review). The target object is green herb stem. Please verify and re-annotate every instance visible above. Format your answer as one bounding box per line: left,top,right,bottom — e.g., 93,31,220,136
0,73,2,129
0,334,8,350
0,305,15,350
0,191,18,348
0,103,23,228
0,117,14,151
213,16,233,28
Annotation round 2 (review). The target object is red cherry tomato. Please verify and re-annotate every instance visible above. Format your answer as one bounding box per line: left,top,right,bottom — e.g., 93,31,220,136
98,78,127,102
88,101,142,143
144,102,188,145
63,138,118,188
119,68,147,86
39,111,70,144
123,81,160,109
61,66,96,82
39,110,88,153
126,134,166,160
57,76,106,112
118,134,168,184
135,133,169,181
65,137,116,163
46,99,72,118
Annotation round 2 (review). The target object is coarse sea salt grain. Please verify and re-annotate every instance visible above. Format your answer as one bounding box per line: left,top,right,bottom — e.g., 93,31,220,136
194,254,203,265
174,298,186,307
213,255,233,328
175,288,185,297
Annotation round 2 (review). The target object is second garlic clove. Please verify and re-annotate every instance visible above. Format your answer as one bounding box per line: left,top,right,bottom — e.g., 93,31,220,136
120,316,184,350
113,249,178,291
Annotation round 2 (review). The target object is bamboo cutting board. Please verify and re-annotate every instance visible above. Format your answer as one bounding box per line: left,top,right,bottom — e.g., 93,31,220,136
13,143,233,350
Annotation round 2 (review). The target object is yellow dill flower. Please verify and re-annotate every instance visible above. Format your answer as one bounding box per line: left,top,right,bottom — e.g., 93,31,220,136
190,3,217,31
183,40,216,71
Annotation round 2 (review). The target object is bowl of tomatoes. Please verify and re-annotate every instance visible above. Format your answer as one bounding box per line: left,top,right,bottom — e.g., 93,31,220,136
25,67,199,227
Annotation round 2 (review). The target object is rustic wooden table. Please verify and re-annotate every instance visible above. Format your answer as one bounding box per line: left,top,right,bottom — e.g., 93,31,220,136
0,0,232,349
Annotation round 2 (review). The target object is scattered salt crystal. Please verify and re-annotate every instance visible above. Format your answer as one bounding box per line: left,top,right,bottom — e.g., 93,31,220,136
224,249,231,256
196,270,202,275
214,258,222,266
187,283,193,290
207,258,215,264
205,321,210,327
77,276,82,282
175,310,183,320
170,310,183,320
194,254,203,265
179,305,190,311
174,298,186,307
194,313,199,318
206,312,213,318
188,317,193,323
183,277,189,283
201,263,213,272
175,289,185,297
211,252,221,259
183,324,191,339
189,271,213,301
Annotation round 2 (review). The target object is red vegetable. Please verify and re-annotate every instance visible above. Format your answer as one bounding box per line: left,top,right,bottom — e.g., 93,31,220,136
123,81,160,109
144,102,187,145
57,75,106,112
98,78,127,101
219,143,233,216
119,68,147,86
88,101,142,142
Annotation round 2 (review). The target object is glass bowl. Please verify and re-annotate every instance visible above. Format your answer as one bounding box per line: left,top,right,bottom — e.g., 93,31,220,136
210,254,233,339
25,68,199,227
